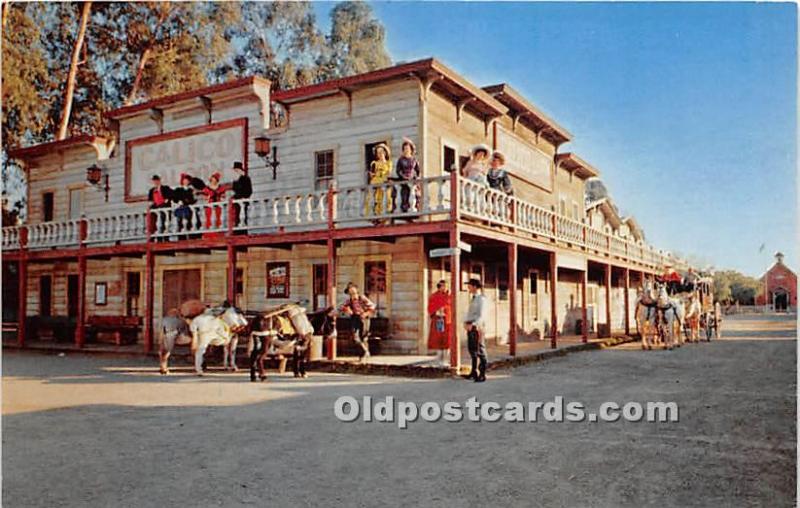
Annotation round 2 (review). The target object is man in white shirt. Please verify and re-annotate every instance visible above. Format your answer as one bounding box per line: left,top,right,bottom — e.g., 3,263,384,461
463,278,488,382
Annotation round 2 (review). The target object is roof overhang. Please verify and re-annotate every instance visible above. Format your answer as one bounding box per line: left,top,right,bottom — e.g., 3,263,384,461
7,135,114,162
272,58,508,119
105,76,272,121
586,198,622,229
622,216,644,239
556,152,599,179
482,83,572,145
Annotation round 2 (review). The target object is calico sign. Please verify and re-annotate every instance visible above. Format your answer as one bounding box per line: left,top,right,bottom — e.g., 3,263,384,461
125,118,247,201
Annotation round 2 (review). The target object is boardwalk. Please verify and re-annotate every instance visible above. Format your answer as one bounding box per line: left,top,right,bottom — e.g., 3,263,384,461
2,313,796,507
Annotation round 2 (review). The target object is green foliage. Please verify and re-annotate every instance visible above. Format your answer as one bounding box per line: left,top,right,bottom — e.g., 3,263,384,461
713,270,761,304
326,2,391,79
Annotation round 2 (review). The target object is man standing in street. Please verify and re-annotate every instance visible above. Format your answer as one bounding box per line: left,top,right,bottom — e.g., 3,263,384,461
463,278,488,382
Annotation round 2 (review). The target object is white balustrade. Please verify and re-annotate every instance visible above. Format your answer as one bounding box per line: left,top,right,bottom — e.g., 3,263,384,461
556,216,584,246
237,191,328,230
85,211,148,244
2,226,20,250
26,220,80,249
515,200,555,238
336,176,450,223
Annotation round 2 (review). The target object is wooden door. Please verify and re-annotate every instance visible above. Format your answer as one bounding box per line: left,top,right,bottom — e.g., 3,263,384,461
40,275,52,317
67,274,79,318
161,269,202,314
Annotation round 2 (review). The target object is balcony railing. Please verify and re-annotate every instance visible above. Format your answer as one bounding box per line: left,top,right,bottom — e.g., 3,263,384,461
1,175,685,270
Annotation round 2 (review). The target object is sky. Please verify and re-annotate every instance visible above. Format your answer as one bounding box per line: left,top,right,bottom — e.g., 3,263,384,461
316,2,797,277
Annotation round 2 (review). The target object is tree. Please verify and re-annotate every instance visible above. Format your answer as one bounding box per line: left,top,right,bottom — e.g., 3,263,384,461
1,3,53,148
324,2,391,79
56,1,92,140
713,270,761,304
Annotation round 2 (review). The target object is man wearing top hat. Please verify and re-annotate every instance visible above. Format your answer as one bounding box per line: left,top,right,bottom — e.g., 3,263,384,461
231,161,252,231
147,174,172,241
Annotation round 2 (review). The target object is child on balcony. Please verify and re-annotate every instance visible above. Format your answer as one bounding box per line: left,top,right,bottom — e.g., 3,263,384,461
172,173,197,238
394,138,421,215
367,143,392,221
487,151,514,195
202,172,226,237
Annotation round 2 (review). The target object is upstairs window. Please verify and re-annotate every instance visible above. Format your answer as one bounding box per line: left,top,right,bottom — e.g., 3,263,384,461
315,150,335,191
443,145,456,173
43,192,54,222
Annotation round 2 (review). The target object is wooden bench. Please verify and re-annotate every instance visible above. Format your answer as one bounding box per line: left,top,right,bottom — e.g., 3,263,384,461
86,315,142,345
26,316,77,342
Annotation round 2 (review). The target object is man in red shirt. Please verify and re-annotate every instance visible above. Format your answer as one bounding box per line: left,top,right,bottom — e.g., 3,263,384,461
147,175,172,241
340,283,376,361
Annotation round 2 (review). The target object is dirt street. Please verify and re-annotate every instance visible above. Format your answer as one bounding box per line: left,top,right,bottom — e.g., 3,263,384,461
2,313,796,507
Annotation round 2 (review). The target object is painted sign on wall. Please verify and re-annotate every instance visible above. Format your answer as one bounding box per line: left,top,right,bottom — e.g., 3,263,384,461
496,126,553,191
125,118,248,201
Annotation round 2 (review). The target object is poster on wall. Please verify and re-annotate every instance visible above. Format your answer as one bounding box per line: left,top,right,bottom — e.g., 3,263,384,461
125,118,247,201
496,126,553,191
266,262,290,298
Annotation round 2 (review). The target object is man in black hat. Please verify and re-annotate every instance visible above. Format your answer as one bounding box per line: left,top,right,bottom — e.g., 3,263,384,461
231,161,252,232
147,175,172,241
463,278,488,382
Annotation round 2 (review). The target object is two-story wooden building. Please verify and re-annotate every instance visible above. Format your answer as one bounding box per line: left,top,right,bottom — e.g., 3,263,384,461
2,57,687,366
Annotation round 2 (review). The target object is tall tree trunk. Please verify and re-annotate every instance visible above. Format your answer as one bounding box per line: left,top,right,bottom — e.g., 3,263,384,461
125,47,151,106
56,1,92,141
2,3,9,29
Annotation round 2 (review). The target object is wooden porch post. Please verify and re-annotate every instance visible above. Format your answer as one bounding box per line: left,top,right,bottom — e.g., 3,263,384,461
508,242,517,356
74,219,87,348
326,238,337,360
143,249,155,354
550,251,558,349
624,268,631,336
604,264,612,338
581,268,588,343
449,170,461,371
226,244,237,307
74,255,86,348
326,183,337,360
16,227,28,347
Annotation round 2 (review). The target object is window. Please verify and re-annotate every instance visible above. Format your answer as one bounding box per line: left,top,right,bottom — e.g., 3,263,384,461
528,270,539,321
67,275,79,317
559,197,567,217
315,150,335,190
266,262,290,298
126,272,141,317
235,268,245,296
443,145,456,173
572,201,580,221
498,265,509,301
529,271,538,295
364,260,387,315
94,282,107,306
43,192,54,222
69,188,82,220
312,264,328,310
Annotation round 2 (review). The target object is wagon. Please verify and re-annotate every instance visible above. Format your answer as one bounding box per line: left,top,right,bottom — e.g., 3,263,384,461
696,277,721,341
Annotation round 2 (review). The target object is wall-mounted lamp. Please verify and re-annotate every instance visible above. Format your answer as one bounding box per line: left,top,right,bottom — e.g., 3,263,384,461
86,164,110,202
255,135,280,180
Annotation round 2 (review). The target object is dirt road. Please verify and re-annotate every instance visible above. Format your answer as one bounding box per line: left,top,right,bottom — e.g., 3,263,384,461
2,313,796,507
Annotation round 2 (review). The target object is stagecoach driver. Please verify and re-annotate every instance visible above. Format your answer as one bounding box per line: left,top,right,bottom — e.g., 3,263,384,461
340,283,376,362
463,278,488,382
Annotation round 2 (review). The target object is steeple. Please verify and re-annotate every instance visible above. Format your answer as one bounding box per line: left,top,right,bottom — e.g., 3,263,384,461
775,252,785,265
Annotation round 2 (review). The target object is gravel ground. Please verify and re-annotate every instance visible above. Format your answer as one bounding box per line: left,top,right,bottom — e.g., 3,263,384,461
2,313,796,507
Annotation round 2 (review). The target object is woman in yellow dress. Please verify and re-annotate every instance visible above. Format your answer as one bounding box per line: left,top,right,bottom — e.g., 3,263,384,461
367,143,392,218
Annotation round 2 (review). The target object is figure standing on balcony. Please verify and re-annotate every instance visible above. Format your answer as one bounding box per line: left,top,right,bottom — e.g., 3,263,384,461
148,175,172,241
427,280,452,366
487,151,514,195
462,144,491,185
172,173,198,238
201,172,226,237
394,138,421,215
231,161,252,232
366,143,392,221
340,282,376,362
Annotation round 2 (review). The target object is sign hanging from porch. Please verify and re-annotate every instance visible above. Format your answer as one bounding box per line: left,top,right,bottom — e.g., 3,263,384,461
266,262,290,298
125,118,248,202
496,126,553,192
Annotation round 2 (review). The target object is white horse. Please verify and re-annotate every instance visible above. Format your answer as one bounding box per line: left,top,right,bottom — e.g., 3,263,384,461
159,306,249,375
635,280,658,350
655,283,685,350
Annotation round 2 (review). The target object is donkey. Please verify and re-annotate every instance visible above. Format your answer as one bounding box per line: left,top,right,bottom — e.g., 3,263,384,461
159,305,249,375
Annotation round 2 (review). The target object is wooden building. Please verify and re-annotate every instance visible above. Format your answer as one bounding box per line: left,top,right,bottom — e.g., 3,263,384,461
2,57,688,366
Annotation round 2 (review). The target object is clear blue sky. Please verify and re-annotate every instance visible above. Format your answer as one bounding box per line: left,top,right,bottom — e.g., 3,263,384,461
317,2,797,277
